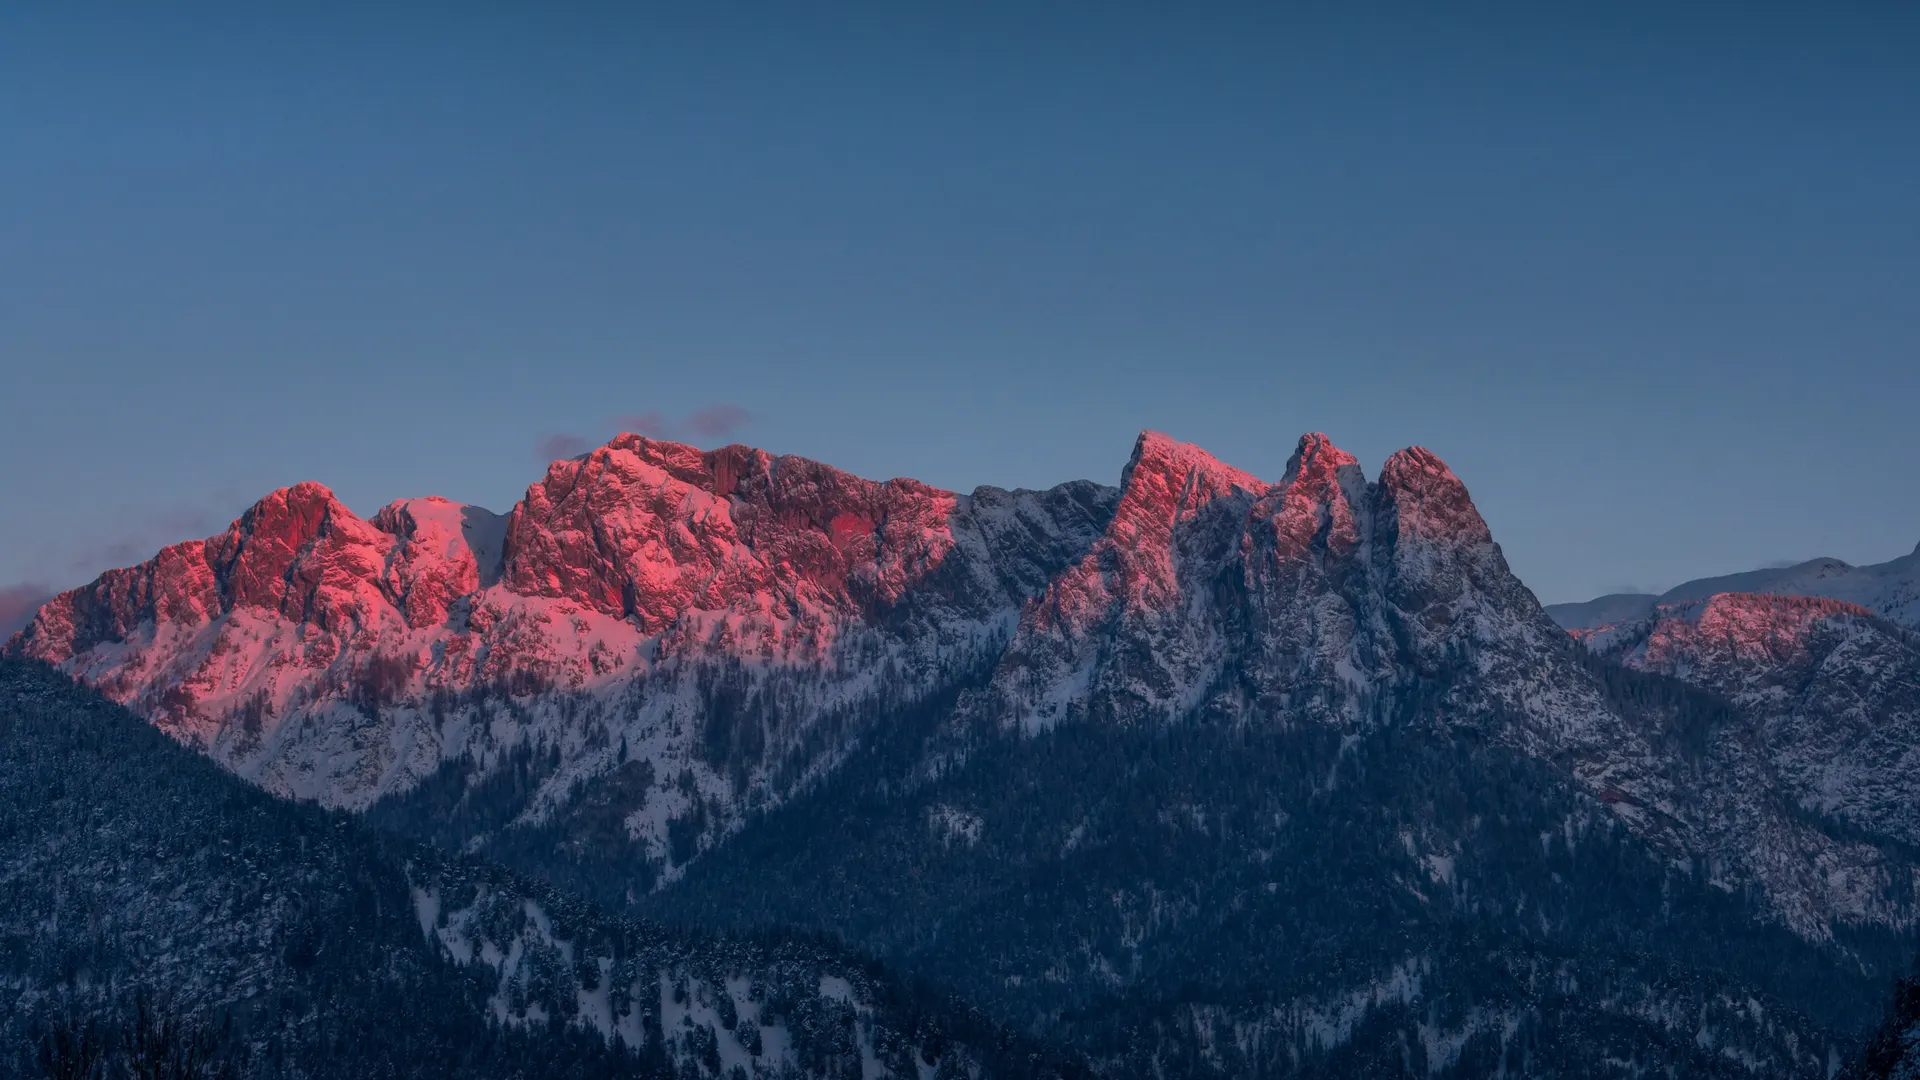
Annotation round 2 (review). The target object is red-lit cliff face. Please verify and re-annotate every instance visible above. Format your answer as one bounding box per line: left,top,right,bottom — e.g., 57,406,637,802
20,483,378,661
1585,593,1877,685
14,439,972,694
500,435,958,635
10,484,508,745
372,496,501,630
1252,432,1363,569
18,486,500,663
1026,430,1265,631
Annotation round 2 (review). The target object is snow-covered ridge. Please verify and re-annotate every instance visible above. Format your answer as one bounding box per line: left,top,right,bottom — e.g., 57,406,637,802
1549,543,1920,632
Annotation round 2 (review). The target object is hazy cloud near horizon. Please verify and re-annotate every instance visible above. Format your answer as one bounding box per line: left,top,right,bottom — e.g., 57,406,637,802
533,433,592,462
535,405,756,463
0,584,53,637
9,499,246,596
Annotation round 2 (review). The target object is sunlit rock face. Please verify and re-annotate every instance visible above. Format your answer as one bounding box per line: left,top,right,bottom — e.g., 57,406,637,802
499,436,963,631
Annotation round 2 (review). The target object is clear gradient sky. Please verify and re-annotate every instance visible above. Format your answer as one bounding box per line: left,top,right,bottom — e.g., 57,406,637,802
2,3,1916,619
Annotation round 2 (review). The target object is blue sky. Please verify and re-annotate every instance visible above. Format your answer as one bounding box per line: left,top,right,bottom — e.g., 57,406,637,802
2,3,1916,613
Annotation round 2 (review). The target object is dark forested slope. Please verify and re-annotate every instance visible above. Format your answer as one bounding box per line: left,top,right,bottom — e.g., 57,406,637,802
0,659,1084,1080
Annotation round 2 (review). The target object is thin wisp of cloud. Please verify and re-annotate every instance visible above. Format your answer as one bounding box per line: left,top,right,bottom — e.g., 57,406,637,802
0,584,54,636
536,404,757,462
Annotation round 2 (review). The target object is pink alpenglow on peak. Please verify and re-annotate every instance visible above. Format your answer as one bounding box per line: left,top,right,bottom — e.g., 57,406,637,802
1376,446,1493,547
1119,431,1267,514
16,434,971,679
1586,592,1883,675
991,431,1555,734
499,434,959,634
1041,430,1265,620
16,482,387,660
1285,432,1360,479
1253,432,1367,567
1006,431,1274,730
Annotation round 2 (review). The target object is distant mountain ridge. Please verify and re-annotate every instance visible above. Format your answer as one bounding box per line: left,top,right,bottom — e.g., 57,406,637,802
1549,544,1920,632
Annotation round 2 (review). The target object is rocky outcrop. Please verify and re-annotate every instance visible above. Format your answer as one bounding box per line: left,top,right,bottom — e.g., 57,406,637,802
500,436,961,634
999,431,1267,730
1585,593,1920,848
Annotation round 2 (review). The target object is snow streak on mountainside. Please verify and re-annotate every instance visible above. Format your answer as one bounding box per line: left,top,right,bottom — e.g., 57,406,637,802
6,434,1117,872
1550,544,1920,632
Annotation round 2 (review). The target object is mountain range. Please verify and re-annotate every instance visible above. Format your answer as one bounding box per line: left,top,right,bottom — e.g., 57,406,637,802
8,429,1920,1077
